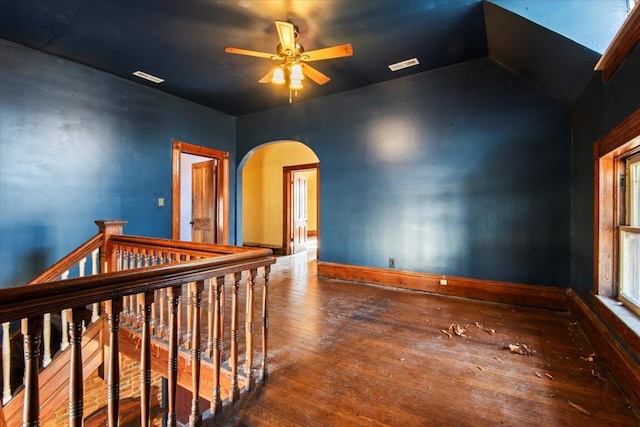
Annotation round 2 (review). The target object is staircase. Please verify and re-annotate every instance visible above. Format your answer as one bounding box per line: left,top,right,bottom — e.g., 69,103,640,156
0,220,275,426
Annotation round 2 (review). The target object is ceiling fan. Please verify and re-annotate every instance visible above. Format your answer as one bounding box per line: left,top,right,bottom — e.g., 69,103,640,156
225,20,353,102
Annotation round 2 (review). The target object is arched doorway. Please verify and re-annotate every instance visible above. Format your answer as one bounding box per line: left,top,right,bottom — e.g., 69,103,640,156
239,141,319,256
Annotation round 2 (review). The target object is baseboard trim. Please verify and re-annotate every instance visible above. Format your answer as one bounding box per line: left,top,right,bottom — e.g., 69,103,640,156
569,292,640,410
317,262,569,310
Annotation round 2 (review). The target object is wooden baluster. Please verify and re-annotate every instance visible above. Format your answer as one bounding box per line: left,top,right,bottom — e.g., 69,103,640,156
151,291,157,336
79,258,88,332
210,276,224,415
79,257,87,278
106,297,122,427
245,269,257,390
91,249,100,322
115,249,122,272
220,276,226,361
22,316,43,427
261,266,271,382
189,280,204,427
43,312,52,367
140,291,154,427
68,307,86,427
60,270,70,351
121,252,130,322
185,282,193,349
166,286,181,427
157,288,165,340
60,309,70,351
206,279,214,358
136,292,144,328
2,322,11,404
229,272,241,402
177,290,184,346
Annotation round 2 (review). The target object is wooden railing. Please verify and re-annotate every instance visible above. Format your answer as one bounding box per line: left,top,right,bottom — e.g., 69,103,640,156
0,220,275,426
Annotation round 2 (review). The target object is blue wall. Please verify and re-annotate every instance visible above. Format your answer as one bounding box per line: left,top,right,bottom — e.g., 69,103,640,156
570,42,640,302
238,58,571,287
0,40,236,288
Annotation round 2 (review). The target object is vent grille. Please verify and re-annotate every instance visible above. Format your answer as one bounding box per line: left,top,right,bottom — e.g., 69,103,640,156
133,71,164,84
388,58,420,72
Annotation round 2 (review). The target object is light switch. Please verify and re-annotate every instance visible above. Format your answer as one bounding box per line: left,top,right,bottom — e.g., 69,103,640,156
158,197,164,207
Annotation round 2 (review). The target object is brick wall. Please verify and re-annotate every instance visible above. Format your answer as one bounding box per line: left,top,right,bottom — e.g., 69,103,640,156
43,353,163,426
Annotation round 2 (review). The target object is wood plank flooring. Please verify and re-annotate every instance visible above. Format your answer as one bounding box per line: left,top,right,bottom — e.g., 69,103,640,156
211,250,639,426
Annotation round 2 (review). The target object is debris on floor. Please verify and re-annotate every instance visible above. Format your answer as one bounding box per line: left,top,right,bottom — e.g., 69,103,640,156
568,401,592,416
507,343,535,356
440,329,453,338
449,323,467,337
474,321,496,335
580,353,596,362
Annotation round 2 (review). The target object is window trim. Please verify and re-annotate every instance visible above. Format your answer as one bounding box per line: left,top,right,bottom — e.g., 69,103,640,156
595,111,640,297
594,2,640,80
594,110,640,349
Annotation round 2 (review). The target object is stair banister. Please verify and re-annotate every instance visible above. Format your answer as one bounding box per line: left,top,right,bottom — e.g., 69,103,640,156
1,219,275,426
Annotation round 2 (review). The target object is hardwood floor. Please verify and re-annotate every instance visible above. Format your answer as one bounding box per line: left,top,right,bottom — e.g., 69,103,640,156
211,250,639,426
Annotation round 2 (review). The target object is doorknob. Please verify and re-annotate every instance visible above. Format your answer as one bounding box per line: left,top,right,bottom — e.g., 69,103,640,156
189,221,195,225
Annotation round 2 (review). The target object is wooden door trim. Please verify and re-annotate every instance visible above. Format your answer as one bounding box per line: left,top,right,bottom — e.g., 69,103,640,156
283,163,319,256
172,140,230,243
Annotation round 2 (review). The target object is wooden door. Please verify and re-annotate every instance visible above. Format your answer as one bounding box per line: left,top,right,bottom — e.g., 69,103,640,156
191,160,217,243
292,173,308,253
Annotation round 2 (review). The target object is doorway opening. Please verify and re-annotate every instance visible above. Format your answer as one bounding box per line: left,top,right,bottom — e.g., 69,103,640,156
171,140,229,243
283,163,319,256
240,141,319,257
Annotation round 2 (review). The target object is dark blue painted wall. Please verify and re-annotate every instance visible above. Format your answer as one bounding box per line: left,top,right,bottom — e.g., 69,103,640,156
0,40,236,288
570,42,640,302
237,58,571,287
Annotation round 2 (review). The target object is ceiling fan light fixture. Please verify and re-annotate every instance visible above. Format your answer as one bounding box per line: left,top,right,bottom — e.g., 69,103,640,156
290,63,304,80
271,67,285,84
226,20,352,102
289,78,303,90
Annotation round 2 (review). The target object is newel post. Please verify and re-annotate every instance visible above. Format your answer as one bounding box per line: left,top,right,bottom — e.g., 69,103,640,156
95,220,127,274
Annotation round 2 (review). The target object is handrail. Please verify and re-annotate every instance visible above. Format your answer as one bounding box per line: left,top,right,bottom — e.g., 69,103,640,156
29,233,104,284
0,254,273,323
109,234,270,256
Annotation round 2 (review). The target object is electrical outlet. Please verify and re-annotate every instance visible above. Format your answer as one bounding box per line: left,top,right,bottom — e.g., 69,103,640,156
440,278,447,286
389,258,395,268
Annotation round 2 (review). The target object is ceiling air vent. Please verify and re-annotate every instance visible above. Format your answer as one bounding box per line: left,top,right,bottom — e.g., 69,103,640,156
388,58,420,72
133,70,164,84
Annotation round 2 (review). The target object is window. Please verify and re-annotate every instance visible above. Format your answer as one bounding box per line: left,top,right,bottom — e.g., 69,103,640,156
619,153,640,315
594,111,640,351
629,0,637,14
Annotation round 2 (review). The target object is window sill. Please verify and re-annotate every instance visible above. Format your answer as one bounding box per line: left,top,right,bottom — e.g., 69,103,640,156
594,295,640,357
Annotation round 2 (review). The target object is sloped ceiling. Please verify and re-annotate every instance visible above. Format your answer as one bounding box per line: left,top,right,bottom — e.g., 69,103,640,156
0,0,627,115
484,1,601,106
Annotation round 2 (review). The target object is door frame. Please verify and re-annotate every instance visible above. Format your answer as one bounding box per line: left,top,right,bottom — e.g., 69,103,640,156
171,140,230,243
283,162,319,256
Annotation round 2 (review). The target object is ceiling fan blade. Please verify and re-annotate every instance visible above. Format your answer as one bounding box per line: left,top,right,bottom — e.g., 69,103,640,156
302,44,353,62
275,20,296,52
225,46,278,60
302,64,331,85
258,68,276,83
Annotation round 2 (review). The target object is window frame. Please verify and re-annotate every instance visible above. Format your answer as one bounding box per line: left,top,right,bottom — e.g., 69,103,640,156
594,110,640,354
618,153,640,315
